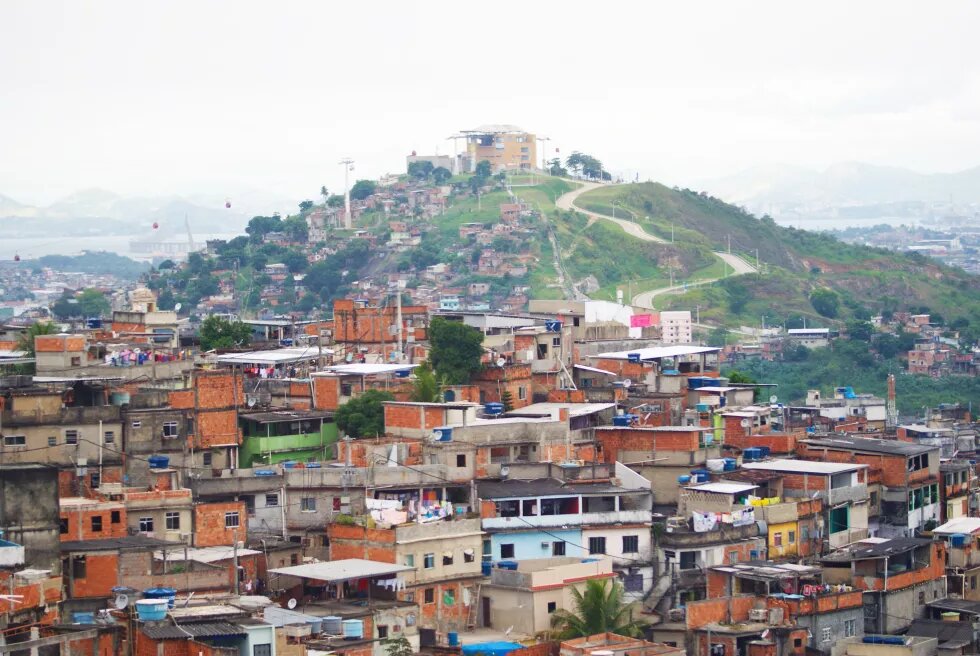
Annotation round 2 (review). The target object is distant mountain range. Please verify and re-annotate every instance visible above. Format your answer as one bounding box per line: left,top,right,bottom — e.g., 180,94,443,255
700,162,980,212
0,187,296,237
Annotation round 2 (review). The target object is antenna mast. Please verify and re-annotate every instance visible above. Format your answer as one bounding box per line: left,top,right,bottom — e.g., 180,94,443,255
339,157,355,229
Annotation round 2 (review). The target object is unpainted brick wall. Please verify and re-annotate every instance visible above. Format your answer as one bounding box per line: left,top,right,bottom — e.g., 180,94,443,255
194,501,247,547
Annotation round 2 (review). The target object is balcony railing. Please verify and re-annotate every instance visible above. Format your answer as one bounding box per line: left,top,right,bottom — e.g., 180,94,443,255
482,509,649,530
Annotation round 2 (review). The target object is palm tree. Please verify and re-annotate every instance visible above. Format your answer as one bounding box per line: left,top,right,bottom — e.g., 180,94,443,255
409,361,443,403
550,578,647,639
320,185,329,206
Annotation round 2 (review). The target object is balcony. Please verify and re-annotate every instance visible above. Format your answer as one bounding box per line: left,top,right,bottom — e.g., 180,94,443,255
190,468,285,498
753,502,799,525
659,522,762,548
828,483,868,506
482,509,650,531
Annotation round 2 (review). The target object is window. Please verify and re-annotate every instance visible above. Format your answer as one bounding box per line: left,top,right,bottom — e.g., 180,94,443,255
90,472,100,489
166,512,180,530
60,518,69,534
727,551,739,565
588,537,606,555
801,527,809,541
537,343,548,359
444,589,455,605
300,497,316,512
91,516,102,533
773,532,783,547
405,554,415,567
794,639,803,648
139,517,154,533
456,454,466,467
424,588,435,604
547,601,557,613
65,430,78,445
972,576,977,590
829,506,849,534
844,619,856,637
377,626,388,639
500,544,515,559
163,421,179,438
111,510,121,524
253,645,272,656
788,530,796,544
622,535,639,554
443,552,454,566
3,435,26,446
131,421,142,429
553,541,566,556
72,556,86,579
224,511,240,528
518,386,527,401
265,493,279,507
821,628,831,643
103,431,115,444
870,491,878,507
464,550,475,563
48,436,57,446
424,553,435,569
552,337,561,348
918,591,925,605
202,452,213,466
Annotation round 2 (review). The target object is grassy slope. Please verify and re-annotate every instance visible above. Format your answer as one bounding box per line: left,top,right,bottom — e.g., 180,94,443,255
576,183,980,327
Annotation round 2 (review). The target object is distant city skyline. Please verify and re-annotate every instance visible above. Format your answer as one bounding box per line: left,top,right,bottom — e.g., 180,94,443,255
3,1,980,206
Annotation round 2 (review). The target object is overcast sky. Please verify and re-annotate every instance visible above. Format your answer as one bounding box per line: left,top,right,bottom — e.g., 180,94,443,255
2,1,979,206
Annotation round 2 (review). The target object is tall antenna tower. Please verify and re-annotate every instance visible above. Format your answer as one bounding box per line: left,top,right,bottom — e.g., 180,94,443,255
339,157,355,229
886,373,898,429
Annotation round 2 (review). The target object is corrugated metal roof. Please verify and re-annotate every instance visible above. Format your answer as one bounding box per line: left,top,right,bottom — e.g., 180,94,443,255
141,622,246,640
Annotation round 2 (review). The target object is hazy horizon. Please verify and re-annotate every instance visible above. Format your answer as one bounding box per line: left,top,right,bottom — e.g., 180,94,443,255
3,1,980,206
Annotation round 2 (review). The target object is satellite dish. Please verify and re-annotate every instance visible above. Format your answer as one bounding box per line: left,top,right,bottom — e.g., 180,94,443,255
741,419,751,428
114,594,129,610
622,379,632,389
287,598,298,610
174,303,182,313
247,396,257,408
769,395,778,404
430,431,443,442
500,466,510,478
496,357,506,367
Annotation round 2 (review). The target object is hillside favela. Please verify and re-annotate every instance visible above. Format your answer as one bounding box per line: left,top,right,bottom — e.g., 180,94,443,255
4,3,980,656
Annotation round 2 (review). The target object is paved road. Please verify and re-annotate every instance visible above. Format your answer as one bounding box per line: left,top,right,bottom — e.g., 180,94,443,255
554,181,757,309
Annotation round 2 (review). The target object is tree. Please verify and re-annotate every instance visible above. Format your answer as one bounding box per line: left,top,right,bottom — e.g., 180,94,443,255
320,185,329,206
475,160,492,178
408,161,434,180
431,166,452,185
281,250,309,274
52,288,109,319
500,390,514,413
157,259,176,270
706,326,729,347
199,315,252,351
382,636,414,656
299,200,315,213
336,389,394,438
350,179,377,201
428,317,484,385
810,288,840,318
547,158,568,177
282,215,310,243
410,361,442,403
245,215,282,241
549,578,647,639
16,321,57,359
846,320,874,342
783,343,810,362
157,289,176,311
722,279,751,314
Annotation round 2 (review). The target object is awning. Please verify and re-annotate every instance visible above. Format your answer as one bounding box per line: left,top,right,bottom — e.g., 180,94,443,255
268,558,414,582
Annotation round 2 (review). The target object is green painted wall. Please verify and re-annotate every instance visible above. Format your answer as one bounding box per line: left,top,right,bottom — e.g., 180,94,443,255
239,421,339,467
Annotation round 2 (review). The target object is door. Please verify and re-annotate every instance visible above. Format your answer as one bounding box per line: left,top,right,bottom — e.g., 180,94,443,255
481,596,491,627
253,645,272,656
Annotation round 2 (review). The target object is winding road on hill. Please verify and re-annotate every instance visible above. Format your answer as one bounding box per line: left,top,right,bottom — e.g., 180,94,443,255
554,181,757,309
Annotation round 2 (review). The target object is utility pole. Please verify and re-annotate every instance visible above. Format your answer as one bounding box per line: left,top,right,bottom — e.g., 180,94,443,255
538,136,551,171
339,157,355,229
395,290,403,363
727,234,731,254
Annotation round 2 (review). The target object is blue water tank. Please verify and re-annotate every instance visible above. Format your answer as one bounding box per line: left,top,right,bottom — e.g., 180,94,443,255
863,637,904,646
481,561,492,577
306,462,322,469
143,587,176,608
135,600,168,621
434,427,453,442
147,455,169,469
627,353,641,363
448,632,460,647
756,446,771,458
688,377,713,390
254,469,276,476
691,469,711,483
485,402,504,415
743,448,762,461
395,369,410,378
73,612,95,624
545,320,563,332
497,560,518,571
323,616,343,635
951,533,968,547
678,475,692,484
696,403,710,413
283,461,297,469
723,458,738,472
342,619,364,640
613,415,631,427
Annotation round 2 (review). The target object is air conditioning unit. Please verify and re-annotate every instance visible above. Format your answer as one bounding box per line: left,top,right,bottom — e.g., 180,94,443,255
541,542,550,549
667,608,686,622
749,608,768,621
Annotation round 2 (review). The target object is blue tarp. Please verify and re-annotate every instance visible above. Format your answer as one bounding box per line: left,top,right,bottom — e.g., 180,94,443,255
461,642,524,656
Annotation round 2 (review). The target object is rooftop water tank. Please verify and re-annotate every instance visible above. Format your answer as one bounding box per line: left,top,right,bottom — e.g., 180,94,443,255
322,616,343,635
678,475,692,484
147,455,169,470
135,599,168,621
627,353,641,363
342,619,364,640
951,533,968,547
254,469,276,476
485,402,504,416
143,587,176,608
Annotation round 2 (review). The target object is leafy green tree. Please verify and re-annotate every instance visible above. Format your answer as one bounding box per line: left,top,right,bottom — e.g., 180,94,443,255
547,158,568,177
431,167,452,184
549,578,647,639
16,321,57,359
500,390,514,413
296,294,317,313
281,250,309,273
199,316,252,351
810,288,840,318
874,333,902,359
157,259,176,270
410,361,442,403
52,288,110,319
846,320,874,342
282,215,310,242
382,636,414,656
320,185,329,206
429,317,484,384
475,160,492,178
245,215,282,241
722,279,751,314
299,200,315,212
783,344,810,362
327,194,345,208
408,161,434,180
727,370,756,384
336,389,394,438
706,326,729,347
157,289,176,311
350,179,377,201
